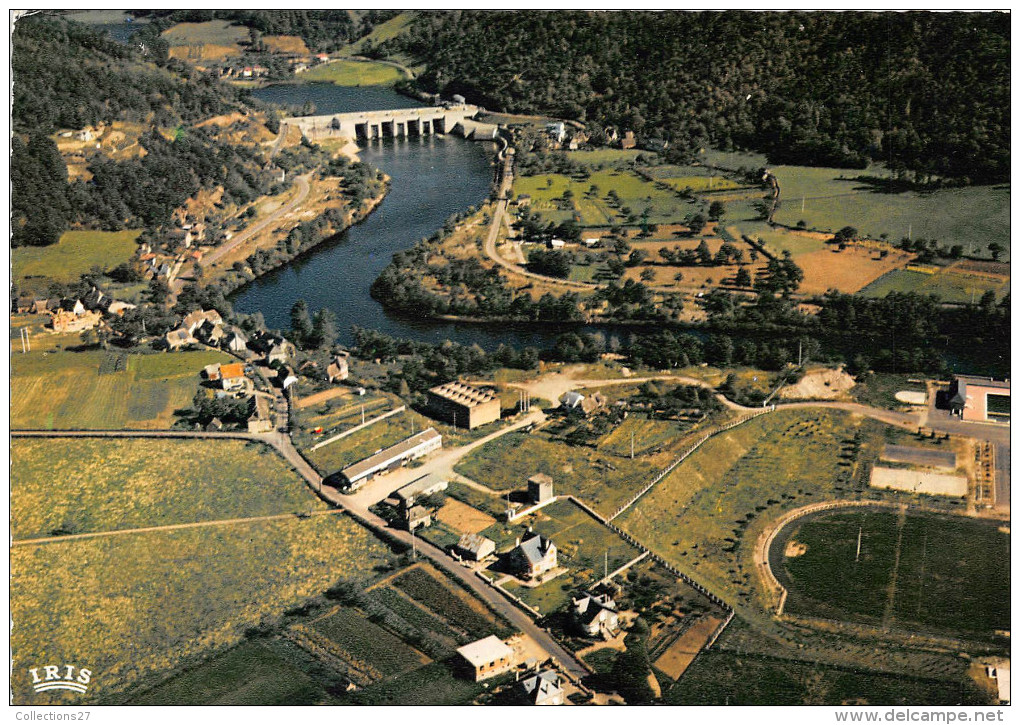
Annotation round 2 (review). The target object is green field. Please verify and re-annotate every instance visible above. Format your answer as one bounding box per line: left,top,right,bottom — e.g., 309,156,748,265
782,509,1010,637
496,499,641,614
391,566,515,640
299,59,405,86
10,346,233,430
669,650,986,706
11,514,397,704
768,166,1009,260
342,12,416,58
514,169,696,227
598,416,688,457
860,268,1010,303
454,429,660,515
566,148,652,166
13,229,140,292
735,221,828,257
617,410,884,608
661,176,741,193
11,438,315,540
162,19,248,46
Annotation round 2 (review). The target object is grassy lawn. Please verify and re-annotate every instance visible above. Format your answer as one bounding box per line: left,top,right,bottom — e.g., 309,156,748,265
617,409,888,609
299,59,404,86
782,510,1010,637
492,499,642,614
766,165,1009,260
11,438,317,540
10,346,233,430
851,373,926,411
669,650,986,706
13,229,140,292
454,429,661,516
11,515,398,704
860,268,1009,302
514,169,696,227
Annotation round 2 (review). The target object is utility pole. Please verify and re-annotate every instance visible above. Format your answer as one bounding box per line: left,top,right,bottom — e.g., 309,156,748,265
631,430,635,460
604,550,608,581
411,525,417,560
801,196,805,213
361,405,365,425
19,328,26,354
798,340,803,367
855,525,863,563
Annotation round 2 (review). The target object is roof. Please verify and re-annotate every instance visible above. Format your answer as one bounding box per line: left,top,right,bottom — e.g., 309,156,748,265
248,395,271,420
456,636,513,668
528,473,553,487
340,428,442,483
220,362,245,379
458,532,495,556
396,473,446,501
560,391,585,408
521,670,561,703
407,505,430,520
429,381,497,407
517,534,555,566
572,591,617,623
955,375,1010,391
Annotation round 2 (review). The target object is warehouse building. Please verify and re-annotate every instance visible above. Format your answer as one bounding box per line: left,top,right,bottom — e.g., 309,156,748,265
335,428,442,492
427,381,501,429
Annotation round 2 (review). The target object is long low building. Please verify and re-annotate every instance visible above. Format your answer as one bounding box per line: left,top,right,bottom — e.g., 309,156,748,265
336,428,442,492
395,473,448,510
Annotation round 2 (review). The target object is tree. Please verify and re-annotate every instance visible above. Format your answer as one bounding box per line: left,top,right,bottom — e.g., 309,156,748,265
311,308,338,349
988,242,1004,261
147,279,170,304
696,239,712,265
735,267,752,287
626,249,648,267
290,299,314,347
640,268,655,282
949,244,964,259
686,213,707,235
708,200,725,221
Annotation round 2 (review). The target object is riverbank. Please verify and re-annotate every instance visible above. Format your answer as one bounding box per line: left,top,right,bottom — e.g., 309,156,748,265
216,179,390,298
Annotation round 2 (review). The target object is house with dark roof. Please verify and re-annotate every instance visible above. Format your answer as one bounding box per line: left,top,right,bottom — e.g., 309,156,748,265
457,533,496,561
520,669,564,705
571,591,619,638
508,534,557,580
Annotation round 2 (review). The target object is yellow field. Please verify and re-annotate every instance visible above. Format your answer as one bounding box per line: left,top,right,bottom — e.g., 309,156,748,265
11,514,396,704
10,347,233,430
262,35,309,54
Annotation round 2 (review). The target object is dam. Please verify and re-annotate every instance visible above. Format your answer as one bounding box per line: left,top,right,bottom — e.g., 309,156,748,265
281,103,499,141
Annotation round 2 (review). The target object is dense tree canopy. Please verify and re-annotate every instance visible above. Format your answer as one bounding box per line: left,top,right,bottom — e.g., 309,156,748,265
400,11,1008,182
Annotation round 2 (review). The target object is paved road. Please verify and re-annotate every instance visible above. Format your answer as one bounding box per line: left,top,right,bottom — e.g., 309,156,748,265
199,172,313,270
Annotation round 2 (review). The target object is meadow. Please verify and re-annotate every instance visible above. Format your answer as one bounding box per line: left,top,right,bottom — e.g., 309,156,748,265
11,438,315,540
513,169,696,227
767,165,1009,261
782,509,1010,637
13,229,140,292
860,268,1010,303
598,416,689,457
299,59,405,86
11,514,398,704
162,20,246,60
617,409,879,608
10,346,233,430
454,429,661,516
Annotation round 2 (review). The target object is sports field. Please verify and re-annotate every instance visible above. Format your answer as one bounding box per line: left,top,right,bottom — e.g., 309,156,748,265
10,347,233,430
781,509,1009,637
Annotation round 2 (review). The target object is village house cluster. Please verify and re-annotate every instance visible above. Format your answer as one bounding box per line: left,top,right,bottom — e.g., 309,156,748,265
15,285,136,335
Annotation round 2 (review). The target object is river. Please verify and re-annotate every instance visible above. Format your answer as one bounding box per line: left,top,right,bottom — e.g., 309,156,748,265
231,85,635,351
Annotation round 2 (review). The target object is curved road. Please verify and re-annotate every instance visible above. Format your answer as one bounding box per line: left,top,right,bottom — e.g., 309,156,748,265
199,172,313,270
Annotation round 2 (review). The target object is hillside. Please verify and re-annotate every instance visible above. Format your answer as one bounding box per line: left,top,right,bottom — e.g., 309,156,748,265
397,11,1009,184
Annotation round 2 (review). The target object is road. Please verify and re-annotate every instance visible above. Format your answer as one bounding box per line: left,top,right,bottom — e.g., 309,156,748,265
199,172,313,270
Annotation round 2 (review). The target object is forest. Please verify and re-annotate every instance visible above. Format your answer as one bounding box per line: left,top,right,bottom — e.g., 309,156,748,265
397,11,1009,183
11,15,271,247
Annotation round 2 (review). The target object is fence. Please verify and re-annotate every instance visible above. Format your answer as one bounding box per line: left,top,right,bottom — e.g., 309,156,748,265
608,409,772,521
